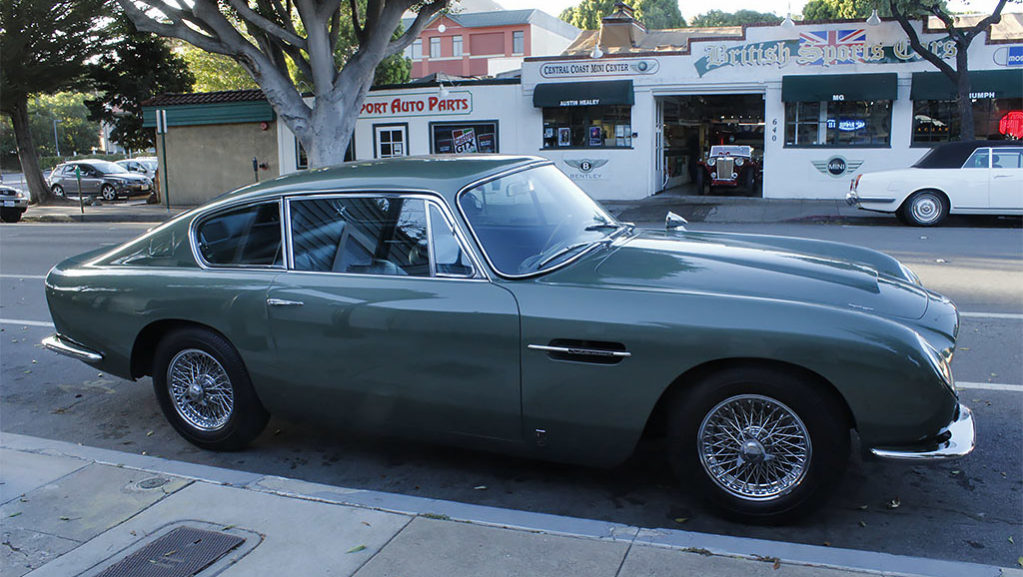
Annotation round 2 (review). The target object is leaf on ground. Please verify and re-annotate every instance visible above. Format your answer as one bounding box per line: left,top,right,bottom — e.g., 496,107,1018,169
346,545,367,554
8,512,21,518
1008,536,1014,544
473,485,487,490
362,521,371,527
674,517,688,524
886,498,901,510
858,520,867,527
1018,556,1022,568
59,516,71,521
163,550,177,556
958,347,970,351
951,470,961,476
856,504,869,510
146,431,154,437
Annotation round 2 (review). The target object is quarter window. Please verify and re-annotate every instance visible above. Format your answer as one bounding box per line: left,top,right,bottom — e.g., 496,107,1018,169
196,202,282,267
963,149,989,168
289,196,431,277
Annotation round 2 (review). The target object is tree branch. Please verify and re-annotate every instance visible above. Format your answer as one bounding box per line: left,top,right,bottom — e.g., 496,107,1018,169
348,0,364,45
115,0,229,56
888,2,956,79
384,0,447,57
963,0,1009,43
228,0,307,49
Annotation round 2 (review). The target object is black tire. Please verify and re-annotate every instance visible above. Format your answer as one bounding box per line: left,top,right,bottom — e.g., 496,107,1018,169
667,366,850,523
51,184,64,198
900,190,948,227
0,208,22,223
101,184,118,201
152,327,269,451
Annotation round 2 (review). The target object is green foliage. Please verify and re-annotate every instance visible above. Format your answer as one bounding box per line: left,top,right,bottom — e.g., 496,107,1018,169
690,10,784,27
801,0,890,20
0,93,101,161
87,16,195,152
178,44,258,92
560,0,685,31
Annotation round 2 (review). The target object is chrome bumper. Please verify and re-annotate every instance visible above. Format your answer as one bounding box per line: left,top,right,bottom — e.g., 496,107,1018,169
42,334,103,363
845,191,859,206
870,403,975,460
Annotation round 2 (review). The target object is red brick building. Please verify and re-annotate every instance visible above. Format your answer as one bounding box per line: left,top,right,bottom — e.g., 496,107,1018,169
402,9,579,78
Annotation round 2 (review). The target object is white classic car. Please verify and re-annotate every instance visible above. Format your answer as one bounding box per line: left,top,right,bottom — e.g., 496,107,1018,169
847,140,1023,226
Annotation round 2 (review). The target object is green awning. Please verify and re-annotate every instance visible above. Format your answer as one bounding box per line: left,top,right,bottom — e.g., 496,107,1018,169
142,101,276,128
532,80,634,107
782,73,898,102
910,70,1023,100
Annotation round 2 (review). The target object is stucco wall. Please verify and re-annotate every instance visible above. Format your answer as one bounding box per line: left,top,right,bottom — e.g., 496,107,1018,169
156,121,279,206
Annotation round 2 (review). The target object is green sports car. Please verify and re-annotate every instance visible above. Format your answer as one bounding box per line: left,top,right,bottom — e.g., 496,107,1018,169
43,156,974,522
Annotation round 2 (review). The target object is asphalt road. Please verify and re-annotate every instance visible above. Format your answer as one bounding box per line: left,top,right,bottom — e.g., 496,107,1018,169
1,221,1020,568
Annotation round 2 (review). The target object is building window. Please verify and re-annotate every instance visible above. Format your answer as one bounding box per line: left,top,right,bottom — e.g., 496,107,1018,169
431,122,498,154
512,31,524,55
374,124,408,158
430,37,441,58
784,100,892,147
912,98,1023,145
542,106,631,149
453,35,463,57
411,39,422,60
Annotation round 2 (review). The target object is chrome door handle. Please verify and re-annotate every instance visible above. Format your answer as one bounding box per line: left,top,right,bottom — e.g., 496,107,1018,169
267,298,304,307
993,174,1012,178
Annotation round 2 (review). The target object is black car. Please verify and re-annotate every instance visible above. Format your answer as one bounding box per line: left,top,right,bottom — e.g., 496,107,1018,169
47,160,152,201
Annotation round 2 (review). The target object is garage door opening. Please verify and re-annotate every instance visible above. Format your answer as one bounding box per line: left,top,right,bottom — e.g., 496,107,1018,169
656,94,765,197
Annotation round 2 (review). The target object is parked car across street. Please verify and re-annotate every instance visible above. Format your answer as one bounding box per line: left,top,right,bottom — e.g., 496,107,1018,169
43,155,974,523
848,140,1023,226
0,184,29,223
48,160,152,201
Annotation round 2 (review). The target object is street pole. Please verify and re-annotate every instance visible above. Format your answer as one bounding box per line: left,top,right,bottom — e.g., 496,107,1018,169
53,118,60,158
75,165,84,217
157,109,170,210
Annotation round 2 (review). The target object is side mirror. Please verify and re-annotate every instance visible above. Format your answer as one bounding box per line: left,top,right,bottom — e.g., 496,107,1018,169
665,211,687,231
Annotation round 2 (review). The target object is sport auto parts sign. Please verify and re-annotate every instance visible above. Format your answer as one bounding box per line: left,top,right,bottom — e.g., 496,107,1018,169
360,91,472,117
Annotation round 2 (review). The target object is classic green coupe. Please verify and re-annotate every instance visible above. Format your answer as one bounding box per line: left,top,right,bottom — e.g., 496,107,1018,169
43,156,974,522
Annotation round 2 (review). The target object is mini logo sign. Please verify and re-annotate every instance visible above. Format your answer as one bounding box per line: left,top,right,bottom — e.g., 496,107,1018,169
564,158,608,180
812,156,863,178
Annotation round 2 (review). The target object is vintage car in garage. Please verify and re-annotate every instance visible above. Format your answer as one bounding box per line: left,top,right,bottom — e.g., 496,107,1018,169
847,140,1023,226
695,145,760,194
43,156,973,522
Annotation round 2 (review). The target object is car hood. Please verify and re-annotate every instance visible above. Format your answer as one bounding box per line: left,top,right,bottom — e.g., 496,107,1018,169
543,229,930,321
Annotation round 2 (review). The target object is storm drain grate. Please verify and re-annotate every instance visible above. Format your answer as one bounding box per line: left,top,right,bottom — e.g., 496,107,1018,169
94,526,244,577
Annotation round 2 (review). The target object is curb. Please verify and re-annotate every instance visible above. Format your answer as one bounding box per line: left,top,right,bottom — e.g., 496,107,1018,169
1,432,1012,577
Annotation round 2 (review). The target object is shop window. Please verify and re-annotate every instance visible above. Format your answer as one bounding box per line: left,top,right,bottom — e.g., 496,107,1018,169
430,37,441,58
431,122,498,154
542,106,632,149
513,31,524,55
453,36,463,57
784,100,892,147
912,98,1023,145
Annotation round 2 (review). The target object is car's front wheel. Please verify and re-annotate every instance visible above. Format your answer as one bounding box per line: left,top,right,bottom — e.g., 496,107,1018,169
152,327,269,451
901,190,948,227
668,366,850,523
101,184,118,201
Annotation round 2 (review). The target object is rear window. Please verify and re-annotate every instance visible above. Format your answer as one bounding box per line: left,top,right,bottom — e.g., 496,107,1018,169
195,202,283,267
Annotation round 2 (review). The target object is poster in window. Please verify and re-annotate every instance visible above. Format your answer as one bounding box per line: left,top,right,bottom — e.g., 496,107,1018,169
392,142,403,156
589,126,603,147
558,127,571,147
452,128,478,153
544,127,554,138
477,133,495,152
615,125,626,147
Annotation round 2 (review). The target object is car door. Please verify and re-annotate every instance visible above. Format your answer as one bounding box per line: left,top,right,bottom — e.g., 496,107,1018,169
79,164,102,195
60,165,80,195
953,148,991,210
264,193,522,443
989,147,1023,213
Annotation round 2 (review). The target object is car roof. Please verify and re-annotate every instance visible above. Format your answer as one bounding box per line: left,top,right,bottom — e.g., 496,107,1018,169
913,140,1022,168
211,155,549,206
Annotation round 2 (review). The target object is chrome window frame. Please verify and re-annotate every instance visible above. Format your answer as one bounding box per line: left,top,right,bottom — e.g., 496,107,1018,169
189,199,287,271
961,148,991,169
454,160,623,280
282,189,487,281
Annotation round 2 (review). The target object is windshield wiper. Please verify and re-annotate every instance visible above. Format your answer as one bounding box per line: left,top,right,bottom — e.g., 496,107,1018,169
538,238,613,268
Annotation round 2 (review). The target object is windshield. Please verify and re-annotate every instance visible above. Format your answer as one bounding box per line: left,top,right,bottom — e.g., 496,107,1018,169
458,164,623,276
90,160,129,175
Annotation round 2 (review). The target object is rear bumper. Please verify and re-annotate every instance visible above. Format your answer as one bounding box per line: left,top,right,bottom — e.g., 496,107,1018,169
42,334,103,363
870,403,975,460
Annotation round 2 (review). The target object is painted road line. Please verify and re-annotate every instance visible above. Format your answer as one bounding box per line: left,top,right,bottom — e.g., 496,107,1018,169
0,274,47,279
959,312,1023,320
958,381,1022,392
0,319,54,328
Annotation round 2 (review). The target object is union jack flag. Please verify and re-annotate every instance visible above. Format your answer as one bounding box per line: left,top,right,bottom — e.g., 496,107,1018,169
799,29,868,65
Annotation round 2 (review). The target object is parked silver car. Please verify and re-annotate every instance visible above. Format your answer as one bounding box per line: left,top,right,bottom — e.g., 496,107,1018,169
116,157,158,180
0,184,28,223
48,160,152,201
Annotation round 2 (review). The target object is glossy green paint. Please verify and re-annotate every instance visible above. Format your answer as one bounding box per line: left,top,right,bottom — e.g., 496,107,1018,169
44,156,961,468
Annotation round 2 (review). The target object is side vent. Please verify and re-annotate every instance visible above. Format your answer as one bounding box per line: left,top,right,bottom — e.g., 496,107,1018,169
527,339,630,365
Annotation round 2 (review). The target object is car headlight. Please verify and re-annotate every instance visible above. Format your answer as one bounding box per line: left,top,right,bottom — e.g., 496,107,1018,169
735,158,744,167
916,333,955,395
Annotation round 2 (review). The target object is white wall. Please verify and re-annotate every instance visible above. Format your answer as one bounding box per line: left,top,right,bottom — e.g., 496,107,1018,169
530,25,576,57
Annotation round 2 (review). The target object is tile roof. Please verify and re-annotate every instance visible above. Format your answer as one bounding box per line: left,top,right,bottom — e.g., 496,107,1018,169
141,89,266,107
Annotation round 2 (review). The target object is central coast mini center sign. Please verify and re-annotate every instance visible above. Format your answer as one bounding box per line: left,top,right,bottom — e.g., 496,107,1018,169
360,91,473,118
540,58,659,78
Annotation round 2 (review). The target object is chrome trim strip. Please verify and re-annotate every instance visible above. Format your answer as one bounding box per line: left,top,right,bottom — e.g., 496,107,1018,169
42,334,103,363
267,298,304,307
527,344,632,358
870,403,975,460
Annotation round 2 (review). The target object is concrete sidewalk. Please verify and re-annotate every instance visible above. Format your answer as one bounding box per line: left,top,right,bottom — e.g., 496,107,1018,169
2,433,1016,577
15,193,894,226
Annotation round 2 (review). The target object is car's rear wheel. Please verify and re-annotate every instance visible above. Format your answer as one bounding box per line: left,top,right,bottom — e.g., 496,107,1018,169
0,208,22,223
902,190,948,227
152,327,269,451
101,184,118,201
51,184,64,198
667,366,850,523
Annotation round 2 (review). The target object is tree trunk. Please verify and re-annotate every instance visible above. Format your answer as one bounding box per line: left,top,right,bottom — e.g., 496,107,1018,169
9,96,50,204
304,62,376,168
954,46,975,141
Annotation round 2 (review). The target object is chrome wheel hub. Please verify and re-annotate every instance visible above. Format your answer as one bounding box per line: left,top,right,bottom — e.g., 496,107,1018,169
912,196,939,223
698,394,812,501
167,349,234,431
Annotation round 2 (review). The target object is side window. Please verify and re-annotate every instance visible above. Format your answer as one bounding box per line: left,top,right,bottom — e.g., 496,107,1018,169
428,204,474,277
963,149,989,169
289,196,429,277
196,202,283,267
991,149,1022,169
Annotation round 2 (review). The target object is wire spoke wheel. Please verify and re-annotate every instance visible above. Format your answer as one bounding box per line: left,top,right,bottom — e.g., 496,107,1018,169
167,348,235,432
697,394,812,502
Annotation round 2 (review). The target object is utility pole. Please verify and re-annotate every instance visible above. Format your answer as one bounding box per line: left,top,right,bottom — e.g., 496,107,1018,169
52,118,60,157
